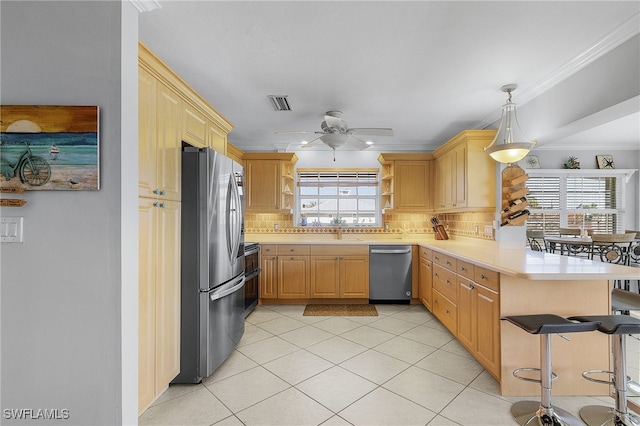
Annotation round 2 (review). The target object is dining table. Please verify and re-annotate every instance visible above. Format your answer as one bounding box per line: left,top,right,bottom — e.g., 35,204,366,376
545,235,640,265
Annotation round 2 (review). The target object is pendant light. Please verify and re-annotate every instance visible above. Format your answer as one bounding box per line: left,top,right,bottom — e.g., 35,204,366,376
484,84,536,163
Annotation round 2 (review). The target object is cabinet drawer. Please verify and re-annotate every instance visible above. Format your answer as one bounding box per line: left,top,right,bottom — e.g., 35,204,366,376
419,246,432,261
433,289,457,335
432,251,456,270
260,244,278,255
277,245,310,255
456,259,475,280
311,245,368,256
433,264,457,302
474,266,499,292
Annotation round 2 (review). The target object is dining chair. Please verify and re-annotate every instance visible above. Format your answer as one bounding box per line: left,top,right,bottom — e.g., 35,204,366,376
591,233,637,291
590,233,636,265
526,229,547,252
559,227,581,237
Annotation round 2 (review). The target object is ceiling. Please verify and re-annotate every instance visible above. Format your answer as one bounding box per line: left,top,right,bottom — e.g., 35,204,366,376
139,1,640,153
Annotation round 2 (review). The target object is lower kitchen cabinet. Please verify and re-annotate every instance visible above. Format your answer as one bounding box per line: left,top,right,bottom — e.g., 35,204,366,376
432,248,501,380
310,245,369,299
259,250,278,299
259,244,369,301
138,197,181,413
278,256,310,298
418,247,433,310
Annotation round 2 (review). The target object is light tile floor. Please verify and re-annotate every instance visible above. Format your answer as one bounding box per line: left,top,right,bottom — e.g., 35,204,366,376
139,304,616,425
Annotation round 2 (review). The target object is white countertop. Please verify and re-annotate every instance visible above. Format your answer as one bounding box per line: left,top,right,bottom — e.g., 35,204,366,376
246,234,640,281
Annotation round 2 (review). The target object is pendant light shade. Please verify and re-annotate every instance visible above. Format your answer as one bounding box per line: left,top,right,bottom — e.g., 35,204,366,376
484,84,536,164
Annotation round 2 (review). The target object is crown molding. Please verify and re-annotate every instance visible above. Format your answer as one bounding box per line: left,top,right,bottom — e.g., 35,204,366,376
129,0,161,13
475,12,640,129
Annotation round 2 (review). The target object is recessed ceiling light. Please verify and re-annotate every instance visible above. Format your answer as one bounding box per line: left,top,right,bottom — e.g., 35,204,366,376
300,140,309,145
366,141,374,145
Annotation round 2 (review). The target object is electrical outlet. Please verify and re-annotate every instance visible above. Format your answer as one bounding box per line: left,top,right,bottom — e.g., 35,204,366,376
474,225,479,235
484,225,493,237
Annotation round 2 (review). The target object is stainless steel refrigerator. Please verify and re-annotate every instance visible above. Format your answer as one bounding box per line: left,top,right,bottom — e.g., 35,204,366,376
173,146,245,384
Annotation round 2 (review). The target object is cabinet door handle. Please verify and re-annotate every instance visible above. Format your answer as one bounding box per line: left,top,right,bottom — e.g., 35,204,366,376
460,266,466,271
446,261,452,266
480,274,486,280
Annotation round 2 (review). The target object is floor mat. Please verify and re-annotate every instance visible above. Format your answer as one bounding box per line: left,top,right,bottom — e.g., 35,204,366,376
303,304,378,316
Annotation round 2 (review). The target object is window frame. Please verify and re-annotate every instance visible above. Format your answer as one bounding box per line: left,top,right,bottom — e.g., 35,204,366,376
295,168,381,227
525,169,633,235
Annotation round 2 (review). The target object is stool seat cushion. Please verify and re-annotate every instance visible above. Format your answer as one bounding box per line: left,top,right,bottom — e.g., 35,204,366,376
501,314,600,334
568,315,640,335
611,288,640,312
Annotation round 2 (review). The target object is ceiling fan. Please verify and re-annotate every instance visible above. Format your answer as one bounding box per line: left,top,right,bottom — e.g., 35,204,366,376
275,110,394,152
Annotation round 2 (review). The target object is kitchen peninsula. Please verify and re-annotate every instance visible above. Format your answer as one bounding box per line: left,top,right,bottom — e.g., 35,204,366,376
247,233,640,397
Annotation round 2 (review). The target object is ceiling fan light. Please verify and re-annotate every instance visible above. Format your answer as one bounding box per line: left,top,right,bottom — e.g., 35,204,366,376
484,84,536,164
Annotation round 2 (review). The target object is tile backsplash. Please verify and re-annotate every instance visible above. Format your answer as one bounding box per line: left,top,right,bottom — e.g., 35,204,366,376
245,211,494,240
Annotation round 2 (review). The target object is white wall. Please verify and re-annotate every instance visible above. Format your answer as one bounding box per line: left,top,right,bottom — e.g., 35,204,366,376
0,2,137,424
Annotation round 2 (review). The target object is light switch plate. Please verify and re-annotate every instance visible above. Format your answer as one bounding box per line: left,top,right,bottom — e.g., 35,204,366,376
1,216,24,243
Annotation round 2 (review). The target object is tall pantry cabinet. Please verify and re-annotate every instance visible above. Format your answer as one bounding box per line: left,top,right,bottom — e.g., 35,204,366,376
137,43,233,414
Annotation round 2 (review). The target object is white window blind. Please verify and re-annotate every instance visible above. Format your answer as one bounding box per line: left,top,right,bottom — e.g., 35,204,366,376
526,172,624,235
297,169,379,226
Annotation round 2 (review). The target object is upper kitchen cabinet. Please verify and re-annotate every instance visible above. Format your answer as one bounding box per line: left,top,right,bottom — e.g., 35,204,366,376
378,153,433,211
432,130,497,212
138,42,233,200
244,153,298,212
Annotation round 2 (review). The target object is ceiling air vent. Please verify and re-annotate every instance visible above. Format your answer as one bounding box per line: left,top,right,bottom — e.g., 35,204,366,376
268,95,292,111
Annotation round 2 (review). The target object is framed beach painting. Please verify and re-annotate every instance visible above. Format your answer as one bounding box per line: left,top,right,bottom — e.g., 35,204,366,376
0,105,99,191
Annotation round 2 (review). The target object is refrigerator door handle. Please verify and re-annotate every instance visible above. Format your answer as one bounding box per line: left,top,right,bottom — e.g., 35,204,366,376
226,174,241,262
210,276,245,301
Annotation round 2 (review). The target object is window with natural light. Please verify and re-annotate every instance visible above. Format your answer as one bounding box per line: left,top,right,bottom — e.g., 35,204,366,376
297,169,379,226
526,172,625,235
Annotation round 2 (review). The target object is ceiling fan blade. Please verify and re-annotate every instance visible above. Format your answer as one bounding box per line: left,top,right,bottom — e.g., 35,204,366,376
301,136,324,148
348,128,394,137
274,130,316,135
346,135,371,150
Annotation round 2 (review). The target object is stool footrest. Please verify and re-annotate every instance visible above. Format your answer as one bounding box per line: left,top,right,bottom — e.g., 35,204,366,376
513,367,558,384
582,369,614,386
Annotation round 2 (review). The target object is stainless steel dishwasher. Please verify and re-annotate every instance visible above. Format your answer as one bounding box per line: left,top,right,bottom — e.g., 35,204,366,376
369,245,412,303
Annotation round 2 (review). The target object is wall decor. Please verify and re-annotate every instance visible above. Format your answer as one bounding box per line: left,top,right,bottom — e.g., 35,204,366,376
596,155,615,169
523,155,540,169
0,105,99,190
563,156,580,169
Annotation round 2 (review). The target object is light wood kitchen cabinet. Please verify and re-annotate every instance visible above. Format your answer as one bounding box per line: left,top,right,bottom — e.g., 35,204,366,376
182,103,207,148
278,256,310,298
310,245,369,299
395,160,432,210
277,245,310,299
138,42,234,415
418,247,433,311
457,270,500,380
259,245,278,299
377,153,433,212
138,197,181,413
138,69,182,201
244,153,298,212
432,130,497,212
432,248,501,380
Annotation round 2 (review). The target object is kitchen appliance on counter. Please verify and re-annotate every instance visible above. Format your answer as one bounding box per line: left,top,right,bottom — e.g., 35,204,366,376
243,242,260,318
369,245,412,303
173,147,245,384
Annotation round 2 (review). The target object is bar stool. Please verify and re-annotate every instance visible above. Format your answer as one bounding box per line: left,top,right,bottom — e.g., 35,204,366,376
502,314,601,426
570,301,640,425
